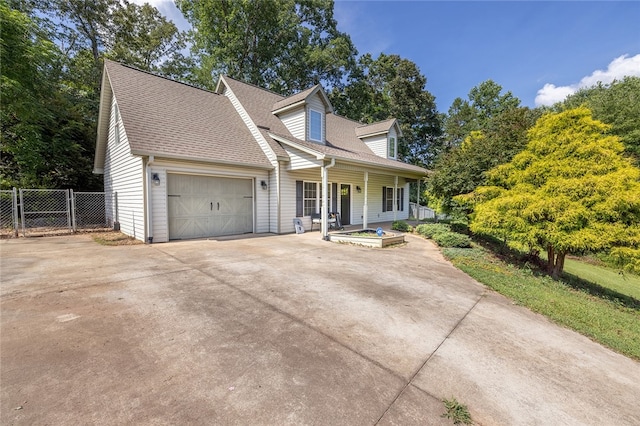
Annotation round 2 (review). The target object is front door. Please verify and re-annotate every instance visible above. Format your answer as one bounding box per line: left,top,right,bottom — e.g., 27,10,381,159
340,184,351,225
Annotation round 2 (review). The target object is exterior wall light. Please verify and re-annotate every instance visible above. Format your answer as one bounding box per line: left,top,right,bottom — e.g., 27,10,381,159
356,186,362,193
261,180,268,190
152,173,160,186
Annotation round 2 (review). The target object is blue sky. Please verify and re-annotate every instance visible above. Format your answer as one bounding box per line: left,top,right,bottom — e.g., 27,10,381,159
142,1,640,112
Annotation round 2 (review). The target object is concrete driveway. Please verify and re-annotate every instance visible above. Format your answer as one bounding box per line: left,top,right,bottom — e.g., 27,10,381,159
1,232,639,425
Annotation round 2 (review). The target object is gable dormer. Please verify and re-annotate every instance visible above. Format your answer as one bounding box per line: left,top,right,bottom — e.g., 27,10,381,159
272,86,333,144
355,118,402,160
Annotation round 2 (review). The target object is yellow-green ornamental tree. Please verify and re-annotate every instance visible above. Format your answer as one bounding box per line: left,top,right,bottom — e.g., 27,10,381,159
465,107,640,278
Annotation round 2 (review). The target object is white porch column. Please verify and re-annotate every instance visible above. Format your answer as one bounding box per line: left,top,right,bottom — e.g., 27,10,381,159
363,171,369,229
393,175,398,221
321,158,335,240
416,178,421,220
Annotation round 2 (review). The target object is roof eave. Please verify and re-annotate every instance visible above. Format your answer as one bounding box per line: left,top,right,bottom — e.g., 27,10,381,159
268,133,326,160
131,150,275,170
337,157,428,177
272,99,307,115
357,130,390,139
93,64,114,173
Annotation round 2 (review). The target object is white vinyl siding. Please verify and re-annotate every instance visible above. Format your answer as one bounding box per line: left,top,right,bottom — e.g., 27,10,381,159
283,146,323,170
103,97,145,241
280,108,306,140
366,174,410,223
147,159,270,242
362,134,388,158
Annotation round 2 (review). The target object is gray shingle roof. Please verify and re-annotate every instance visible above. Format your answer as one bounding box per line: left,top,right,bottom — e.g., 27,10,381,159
355,118,400,138
271,85,319,112
268,131,427,175
95,64,428,177
101,61,272,168
222,77,426,175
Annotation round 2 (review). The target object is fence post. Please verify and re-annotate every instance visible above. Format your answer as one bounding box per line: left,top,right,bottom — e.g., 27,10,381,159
12,187,19,237
70,189,77,232
19,189,26,237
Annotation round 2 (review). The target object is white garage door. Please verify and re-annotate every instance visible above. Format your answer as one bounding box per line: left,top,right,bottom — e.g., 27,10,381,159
168,174,253,240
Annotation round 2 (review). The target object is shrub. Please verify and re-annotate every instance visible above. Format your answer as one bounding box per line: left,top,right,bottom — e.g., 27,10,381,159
391,220,412,232
433,231,472,248
450,221,470,235
415,223,451,238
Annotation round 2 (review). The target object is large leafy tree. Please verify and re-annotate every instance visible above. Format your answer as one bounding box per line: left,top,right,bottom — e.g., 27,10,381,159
2,0,189,189
443,80,521,149
331,53,442,168
429,85,538,210
106,2,191,77
561,76,640,163
1,3,98,189
465,107,640,278
177,0,357,93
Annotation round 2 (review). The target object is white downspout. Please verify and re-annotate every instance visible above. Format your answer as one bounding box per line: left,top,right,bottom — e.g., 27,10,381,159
146,155,154,244
321,157,336,240
363,171,369,229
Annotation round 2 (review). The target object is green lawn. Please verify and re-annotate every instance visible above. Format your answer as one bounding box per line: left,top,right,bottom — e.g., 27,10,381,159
563,257,640,301
440,245,640,361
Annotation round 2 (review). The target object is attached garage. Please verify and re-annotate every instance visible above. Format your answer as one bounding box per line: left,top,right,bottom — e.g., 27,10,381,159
167,174,254,240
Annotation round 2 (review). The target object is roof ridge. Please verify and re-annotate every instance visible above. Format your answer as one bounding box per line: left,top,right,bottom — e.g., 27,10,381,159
355,117,396,128
105,59,220,96
221,75,286,99
219,74,382,127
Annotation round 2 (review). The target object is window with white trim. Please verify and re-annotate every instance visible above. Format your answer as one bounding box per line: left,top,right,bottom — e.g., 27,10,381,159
384,187,394,212
299,181,333,216
388,137,396,158
309,109,322,142
303,182,317,216
382,186,404,212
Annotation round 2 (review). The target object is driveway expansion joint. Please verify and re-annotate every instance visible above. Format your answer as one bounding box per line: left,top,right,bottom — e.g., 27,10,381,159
374,290,488,425
152,245,407,381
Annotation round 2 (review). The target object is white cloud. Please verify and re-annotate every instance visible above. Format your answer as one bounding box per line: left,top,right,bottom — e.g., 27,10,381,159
535,54,640,106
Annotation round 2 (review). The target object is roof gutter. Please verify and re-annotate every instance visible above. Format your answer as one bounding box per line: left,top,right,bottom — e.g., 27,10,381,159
268,133,325,160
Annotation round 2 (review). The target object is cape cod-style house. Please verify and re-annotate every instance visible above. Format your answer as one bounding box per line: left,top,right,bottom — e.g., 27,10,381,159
93,60,428,242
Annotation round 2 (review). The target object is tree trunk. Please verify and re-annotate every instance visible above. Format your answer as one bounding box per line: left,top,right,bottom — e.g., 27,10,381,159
547,246,566,279
546,245,555,275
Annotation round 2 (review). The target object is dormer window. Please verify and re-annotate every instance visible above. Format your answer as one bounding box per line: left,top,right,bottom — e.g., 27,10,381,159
309,109,322,142
388,136,396,159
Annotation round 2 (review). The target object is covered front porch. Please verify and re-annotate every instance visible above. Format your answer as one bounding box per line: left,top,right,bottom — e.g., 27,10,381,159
284,162,422,239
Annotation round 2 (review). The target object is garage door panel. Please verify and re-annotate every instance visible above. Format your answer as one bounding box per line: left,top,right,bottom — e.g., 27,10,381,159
168,174,254,240
171,217,209,239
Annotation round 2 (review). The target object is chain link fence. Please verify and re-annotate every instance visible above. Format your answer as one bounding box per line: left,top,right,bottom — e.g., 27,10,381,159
0,188,112,238
72,192,108,230
1,189,19,238
20,189,71,236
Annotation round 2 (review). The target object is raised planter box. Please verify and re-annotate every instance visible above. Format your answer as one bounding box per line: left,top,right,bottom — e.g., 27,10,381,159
328,229,405,248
